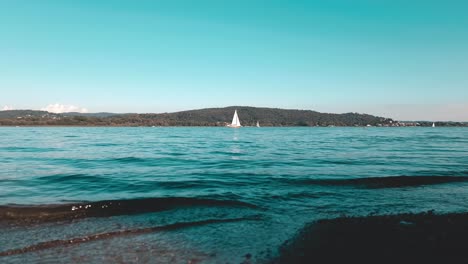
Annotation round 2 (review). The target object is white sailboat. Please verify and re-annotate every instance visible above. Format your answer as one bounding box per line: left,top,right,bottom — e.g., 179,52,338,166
256,121,260,127
432,122,436,127
227,110,241,128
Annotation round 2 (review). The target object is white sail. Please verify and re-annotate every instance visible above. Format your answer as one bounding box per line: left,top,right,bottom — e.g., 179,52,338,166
432,122,435,127
235,112,241,126
229,110,241,128
256,121,260,127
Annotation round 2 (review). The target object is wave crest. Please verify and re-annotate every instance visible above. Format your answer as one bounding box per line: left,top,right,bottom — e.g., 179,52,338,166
0,197,258,224
287,176,468,189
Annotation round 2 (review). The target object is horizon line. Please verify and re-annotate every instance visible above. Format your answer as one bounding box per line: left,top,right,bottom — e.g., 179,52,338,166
1,106,467,123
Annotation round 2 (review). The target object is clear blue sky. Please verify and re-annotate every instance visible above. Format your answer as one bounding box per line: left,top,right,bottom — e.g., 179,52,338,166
1,0,467,120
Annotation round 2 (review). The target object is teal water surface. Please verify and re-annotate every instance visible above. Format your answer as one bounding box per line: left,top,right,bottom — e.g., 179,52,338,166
1,127,468,263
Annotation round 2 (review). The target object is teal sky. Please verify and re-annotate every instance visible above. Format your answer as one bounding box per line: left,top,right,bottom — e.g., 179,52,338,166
1,0,467,121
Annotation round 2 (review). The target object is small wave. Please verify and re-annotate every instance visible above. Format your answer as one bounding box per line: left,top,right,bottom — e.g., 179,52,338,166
286,176,468,189
34,173,111,184
92,143,121,147
287,191,337,199
211,150,247,156
0,215,262,257
0,146,58,152
156,180,221,189
156,179,252,189
410,170,468,177
102,156,193,166
0,197,258,224
111,157,148,163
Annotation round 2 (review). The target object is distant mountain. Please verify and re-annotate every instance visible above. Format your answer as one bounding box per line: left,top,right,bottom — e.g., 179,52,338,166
0,110,120,119
0,107,466,127
62,112,121,118
0,110,60,119
136,106,393,127
0,107,391,126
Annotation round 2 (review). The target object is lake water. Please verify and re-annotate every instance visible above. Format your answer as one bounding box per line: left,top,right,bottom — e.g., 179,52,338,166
1,127,468,263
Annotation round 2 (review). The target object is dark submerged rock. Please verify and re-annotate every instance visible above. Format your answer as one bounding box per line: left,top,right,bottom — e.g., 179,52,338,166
272,211,468,264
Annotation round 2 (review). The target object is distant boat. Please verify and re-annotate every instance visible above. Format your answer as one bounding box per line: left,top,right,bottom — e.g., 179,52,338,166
256,121,260,127
432,122,436,127
227,110,241,128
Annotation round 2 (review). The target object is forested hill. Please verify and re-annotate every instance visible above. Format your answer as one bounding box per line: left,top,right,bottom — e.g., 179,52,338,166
141,107,393,126
0,106,462,127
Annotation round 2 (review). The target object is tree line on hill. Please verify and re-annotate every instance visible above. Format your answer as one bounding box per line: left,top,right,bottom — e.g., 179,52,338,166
0,107,466,127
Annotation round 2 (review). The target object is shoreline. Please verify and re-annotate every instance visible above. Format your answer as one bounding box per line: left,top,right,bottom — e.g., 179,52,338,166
2,108,467,127
1,125,467,128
